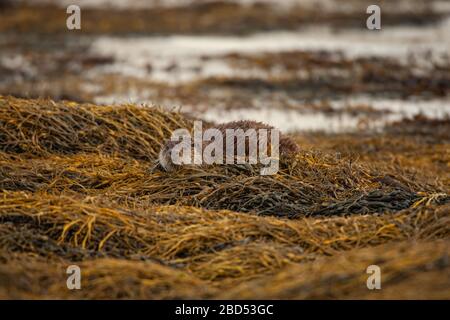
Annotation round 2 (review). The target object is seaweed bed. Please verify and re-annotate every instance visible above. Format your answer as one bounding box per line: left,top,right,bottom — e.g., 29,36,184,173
0,95,449,299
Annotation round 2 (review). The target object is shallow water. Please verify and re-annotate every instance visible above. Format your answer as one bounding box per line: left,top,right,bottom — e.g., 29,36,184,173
3,1,449,133
185,98,450,133
89,18,450,83
86,20,450,132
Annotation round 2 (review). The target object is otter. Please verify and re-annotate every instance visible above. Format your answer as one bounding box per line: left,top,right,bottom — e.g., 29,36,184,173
157,120,299,173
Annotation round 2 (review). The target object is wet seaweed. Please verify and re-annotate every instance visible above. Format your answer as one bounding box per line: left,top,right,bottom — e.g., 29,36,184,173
0,96,448,299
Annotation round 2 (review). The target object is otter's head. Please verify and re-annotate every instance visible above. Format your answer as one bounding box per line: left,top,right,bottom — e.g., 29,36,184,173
157,139,180,172
156,137,200,172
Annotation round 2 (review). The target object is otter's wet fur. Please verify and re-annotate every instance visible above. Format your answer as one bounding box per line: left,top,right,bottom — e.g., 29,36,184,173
157,120,299,172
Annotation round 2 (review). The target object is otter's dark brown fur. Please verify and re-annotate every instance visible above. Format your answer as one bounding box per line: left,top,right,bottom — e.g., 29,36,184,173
158,120,299,172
